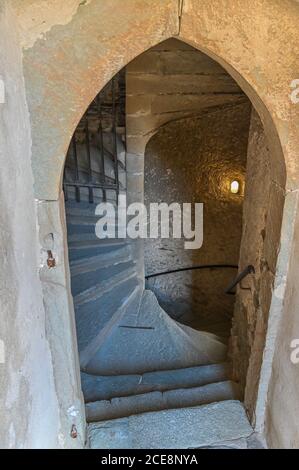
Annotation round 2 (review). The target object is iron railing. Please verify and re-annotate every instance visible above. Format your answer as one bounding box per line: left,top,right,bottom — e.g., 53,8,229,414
145,264,255,295
63,71,125,203
225,264,255,294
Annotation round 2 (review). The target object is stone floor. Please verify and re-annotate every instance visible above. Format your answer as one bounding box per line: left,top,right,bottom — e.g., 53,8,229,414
88,400,264,449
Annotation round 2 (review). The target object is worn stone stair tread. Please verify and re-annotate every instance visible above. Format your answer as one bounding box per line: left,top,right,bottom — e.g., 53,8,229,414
70,244,132,272
68,239,128,261
85,380,241,422
80,284,144,375
74,266,138,305
67,215,100,226
82,290,227,375
88,400,253,449
67,214,126,225
68,237,128,248
67,217,127,236
76,277,141,356
178,321,227,347
81,362,231,402
68,232,127,243
71,260,135,297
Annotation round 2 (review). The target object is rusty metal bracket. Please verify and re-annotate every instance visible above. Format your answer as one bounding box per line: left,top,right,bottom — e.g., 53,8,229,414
47,250,56,268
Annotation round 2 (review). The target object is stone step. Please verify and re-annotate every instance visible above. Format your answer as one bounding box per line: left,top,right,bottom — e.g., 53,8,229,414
71,259,135,297
81,362,231,402
85,380,241,422
88,400,253,449
81,290,227,376
80,283,144,375
74,265,138,306
68,238,128,261
67,216,126,236
67,214,126,224
69,244,132,273
68,232,127,243
77,280,142,363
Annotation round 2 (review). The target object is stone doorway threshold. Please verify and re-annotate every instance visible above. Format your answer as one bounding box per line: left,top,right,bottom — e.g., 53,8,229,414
88,400,264,449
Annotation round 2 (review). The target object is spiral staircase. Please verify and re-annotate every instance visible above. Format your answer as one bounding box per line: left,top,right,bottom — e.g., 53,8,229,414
63,74,255,449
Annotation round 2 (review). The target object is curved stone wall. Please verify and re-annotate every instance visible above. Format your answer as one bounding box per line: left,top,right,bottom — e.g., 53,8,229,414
144,102,251,334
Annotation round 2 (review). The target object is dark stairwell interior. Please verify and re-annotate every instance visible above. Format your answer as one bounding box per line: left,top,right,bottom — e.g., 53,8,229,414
144,102,251,341
63,39,263,449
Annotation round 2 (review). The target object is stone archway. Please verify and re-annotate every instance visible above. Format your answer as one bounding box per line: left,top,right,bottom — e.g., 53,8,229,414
19,0,299,200
14,0,299,448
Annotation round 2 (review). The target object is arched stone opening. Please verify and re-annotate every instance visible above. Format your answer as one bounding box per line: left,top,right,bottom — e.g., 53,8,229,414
125,38,286,428
23,1,299,202
59,36,285,446
143,87,284,425
17,0,299,448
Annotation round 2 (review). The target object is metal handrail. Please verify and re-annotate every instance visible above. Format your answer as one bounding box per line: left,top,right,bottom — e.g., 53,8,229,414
64,72,124,204
145,263,255,295
145,264,238,280
225,264,255,294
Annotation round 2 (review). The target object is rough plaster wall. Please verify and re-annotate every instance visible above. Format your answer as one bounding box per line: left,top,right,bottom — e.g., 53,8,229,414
231,109,284,422
37,195,86,448
180,0,297,189
12,0,298,198
0,4,61,448
264,191,299,448
144,103,251,337
13,0,179,201
11,0,92,50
